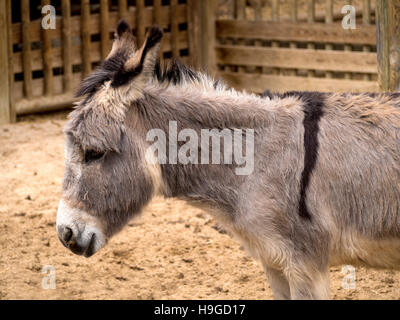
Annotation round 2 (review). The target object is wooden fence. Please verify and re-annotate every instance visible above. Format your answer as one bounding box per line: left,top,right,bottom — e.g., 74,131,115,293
0,0,400,124
0,0,199,123
214,0,380,93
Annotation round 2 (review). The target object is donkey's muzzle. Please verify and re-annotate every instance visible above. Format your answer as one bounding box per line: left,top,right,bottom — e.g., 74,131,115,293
56,200,107,258
57,225,96,257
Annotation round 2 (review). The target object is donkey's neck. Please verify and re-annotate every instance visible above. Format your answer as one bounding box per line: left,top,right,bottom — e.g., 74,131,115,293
131,85,282,214
140,85,273,130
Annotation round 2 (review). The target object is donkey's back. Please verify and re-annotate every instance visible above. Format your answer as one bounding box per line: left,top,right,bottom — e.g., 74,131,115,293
312,92,400,267
230,91,400,299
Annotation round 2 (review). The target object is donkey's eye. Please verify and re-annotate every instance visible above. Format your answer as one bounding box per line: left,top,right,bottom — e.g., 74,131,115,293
84,149,105,163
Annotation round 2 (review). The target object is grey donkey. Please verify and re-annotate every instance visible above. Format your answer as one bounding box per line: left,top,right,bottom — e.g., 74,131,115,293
57,21,400,299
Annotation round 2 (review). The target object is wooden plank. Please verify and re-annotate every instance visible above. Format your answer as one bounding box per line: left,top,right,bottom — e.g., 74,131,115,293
219,72,379,93
206,0,216,74
186,0,202,68
307,0,315,77
41,0,53,96
81,0,91,77
344,0,353,79
291,0,298,22
235,0,246,73
21,0,32,99
325,0,333,23
253,0,262,74
170,0,180,57
249,0,261,21
216,45,378,74
376,0,400,91
201,0,216,74
235,0,246,20
12,5,188,44
16,93,77,115
118,0,128,20
216,20,377,45
376,0,390,91
153,0,163,63
100,0,110,60
363,0,371,24
6,0,15,122
0,0,11,124
325,0,333,78
14,73,82,102
272,0,279,21
271,0,279,75
363,0,371,81
289,0,298,76
12,31,189,73
62,0,72,93
153,0,162,24
136,0,145,46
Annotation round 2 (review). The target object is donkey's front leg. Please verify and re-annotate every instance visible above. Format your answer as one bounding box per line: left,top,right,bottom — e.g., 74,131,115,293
285,267,330,300
264,267,291,300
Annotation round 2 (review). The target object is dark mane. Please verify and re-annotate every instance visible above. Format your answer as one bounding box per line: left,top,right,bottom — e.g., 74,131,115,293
154,58,201,85
75,50,130,98
76,57,204,99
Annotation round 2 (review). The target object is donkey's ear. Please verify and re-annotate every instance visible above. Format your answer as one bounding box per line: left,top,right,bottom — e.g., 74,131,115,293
111,25,163,88
106,20,136,60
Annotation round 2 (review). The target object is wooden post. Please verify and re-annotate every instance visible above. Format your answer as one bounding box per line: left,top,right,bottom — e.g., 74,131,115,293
153,0,162,25
363,0,371,81
100,0,110,60
118,0,128,20
251,0,262,74
0,0,11,124
41,0,53,96
187,0,202,68
81,0,91,77
344,0,352,80
288,0,298,76
271,0,279,75
6,0,15,122
325,0,333,79
170,0,180,58
153,0,164,64
307,0,315,77
136,0,145,46
201,0,216,75
62,0,72,93
376,0,400,91
21,0,32,99
235,0,246,73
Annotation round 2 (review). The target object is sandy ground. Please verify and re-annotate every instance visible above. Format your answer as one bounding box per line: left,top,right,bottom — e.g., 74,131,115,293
0,111,400,300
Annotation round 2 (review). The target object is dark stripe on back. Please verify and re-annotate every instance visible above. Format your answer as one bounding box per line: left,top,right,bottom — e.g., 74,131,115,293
261,90,325,218
296,92,325,219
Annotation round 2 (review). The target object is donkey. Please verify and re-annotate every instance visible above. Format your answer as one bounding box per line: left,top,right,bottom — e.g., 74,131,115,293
57,20,400,300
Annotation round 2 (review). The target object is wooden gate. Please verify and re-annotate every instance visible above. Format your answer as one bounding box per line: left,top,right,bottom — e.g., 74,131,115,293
214,0,379,94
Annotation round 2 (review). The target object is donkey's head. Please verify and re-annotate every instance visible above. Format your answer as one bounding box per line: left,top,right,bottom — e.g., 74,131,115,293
56,21,163,257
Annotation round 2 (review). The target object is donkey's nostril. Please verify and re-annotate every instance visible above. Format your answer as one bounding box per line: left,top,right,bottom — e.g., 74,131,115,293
61,226,73,244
